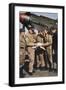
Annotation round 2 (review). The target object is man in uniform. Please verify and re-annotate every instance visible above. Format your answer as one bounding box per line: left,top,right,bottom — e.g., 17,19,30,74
35,30,46,70
43,29,52,71
25,26,36,75
19,29,26,77
51,27,57,72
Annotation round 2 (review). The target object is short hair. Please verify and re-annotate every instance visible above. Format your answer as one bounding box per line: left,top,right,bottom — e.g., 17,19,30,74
50,26,57,31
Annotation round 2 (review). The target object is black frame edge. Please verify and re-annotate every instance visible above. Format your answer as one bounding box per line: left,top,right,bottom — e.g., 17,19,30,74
9,3,64,9
9,3,15,86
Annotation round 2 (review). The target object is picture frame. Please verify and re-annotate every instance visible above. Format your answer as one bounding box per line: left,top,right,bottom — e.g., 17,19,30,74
9,3,65,87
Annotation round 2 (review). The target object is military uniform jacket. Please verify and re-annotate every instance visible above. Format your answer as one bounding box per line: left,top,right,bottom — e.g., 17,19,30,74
25,33,36,46
19,35,26,48
44,34,52,60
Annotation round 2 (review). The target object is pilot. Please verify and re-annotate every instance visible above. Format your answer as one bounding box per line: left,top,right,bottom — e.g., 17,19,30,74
19,28,26,77
35,30,46,70
25,25,36,75
43,28,52,71
51,27,57,72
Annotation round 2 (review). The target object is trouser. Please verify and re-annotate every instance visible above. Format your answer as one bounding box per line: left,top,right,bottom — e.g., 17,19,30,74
19,48,25,65
19,48,26,77
44,50,51,69
36,54,45,67
35,47,45,68
27,47,35,72
47,48,53,63
53,49,57,63
46,47,53,68
52,49,58,70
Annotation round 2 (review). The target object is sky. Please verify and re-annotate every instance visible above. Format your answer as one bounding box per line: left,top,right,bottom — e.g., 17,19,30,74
32,12,58,20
